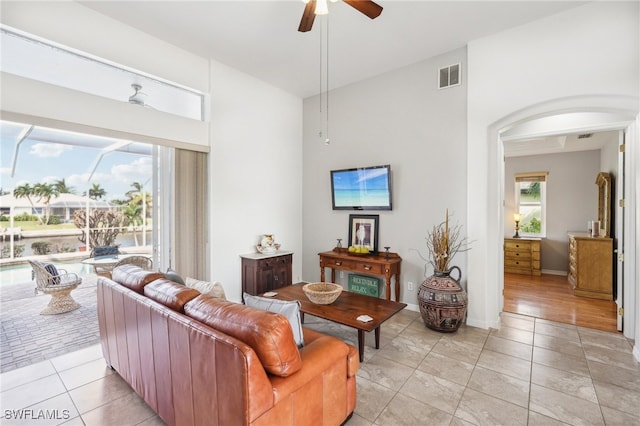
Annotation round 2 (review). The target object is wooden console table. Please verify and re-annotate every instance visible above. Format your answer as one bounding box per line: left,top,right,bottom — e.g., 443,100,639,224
318,248,402,302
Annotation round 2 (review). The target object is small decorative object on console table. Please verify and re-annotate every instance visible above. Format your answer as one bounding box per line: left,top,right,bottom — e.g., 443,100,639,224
347,214,379,253
416,209,470,332
257,234,281,254
318,248,402,301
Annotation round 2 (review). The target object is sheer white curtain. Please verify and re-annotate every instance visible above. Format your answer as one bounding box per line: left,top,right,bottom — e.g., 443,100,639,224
172,149,208,279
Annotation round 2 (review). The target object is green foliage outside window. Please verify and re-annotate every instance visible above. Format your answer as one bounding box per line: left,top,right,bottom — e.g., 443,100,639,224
520,217,541,234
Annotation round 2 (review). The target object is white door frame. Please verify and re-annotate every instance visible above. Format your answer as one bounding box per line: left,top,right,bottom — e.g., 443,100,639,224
475,95,639,358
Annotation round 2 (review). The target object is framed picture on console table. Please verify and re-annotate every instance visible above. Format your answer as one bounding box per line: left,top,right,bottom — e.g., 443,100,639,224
348,214,379,253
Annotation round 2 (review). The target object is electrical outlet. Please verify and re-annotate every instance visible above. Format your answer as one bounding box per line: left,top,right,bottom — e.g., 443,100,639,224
407,281,414,291
340,271,344,278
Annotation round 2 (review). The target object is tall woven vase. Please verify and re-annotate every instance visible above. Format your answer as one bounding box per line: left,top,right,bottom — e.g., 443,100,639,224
417,266,467,332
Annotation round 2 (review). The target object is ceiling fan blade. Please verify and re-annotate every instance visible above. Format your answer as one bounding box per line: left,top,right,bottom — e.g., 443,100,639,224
298,1,317,32
343,0,383,19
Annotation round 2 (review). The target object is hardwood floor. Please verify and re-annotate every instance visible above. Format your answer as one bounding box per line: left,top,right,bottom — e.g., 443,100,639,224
504,272,618,333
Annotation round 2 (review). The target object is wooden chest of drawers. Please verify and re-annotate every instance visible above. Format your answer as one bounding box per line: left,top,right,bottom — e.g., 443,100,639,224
504,238,541,276
567,232,612,300
241,252,293,296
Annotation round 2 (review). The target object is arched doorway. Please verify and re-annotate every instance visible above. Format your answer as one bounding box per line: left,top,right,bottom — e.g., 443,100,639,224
488,95,638,341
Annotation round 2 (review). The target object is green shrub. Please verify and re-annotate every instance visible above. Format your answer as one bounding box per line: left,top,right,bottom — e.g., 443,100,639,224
54,243,75,253
31,241,51,255
1,244,24,258
14,212,39,222
47,215,61,225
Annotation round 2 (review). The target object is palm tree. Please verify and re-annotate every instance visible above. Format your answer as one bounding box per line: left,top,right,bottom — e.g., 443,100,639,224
34,183,60,225
122,203,143,246
89,183,106,200
13,183,41,224
125,182,151,220
53,178,76,194
125,181,144,200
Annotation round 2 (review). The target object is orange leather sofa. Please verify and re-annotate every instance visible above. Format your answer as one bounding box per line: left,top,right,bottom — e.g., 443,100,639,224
97,265,359,426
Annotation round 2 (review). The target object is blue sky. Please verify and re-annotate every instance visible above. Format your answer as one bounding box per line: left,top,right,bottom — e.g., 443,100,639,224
332,167,390,190
1,140,152,201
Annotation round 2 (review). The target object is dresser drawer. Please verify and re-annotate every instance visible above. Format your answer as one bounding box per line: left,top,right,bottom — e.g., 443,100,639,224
354,261,384,275
323,258,355,270
505,258,531,269
505,241,532,251
505,250,531,260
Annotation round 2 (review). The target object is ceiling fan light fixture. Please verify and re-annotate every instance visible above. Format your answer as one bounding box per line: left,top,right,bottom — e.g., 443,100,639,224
315,0,329,15
128,83,147,106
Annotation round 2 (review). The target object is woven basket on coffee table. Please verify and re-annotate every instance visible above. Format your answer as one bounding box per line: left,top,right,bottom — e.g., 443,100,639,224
303,282,343,305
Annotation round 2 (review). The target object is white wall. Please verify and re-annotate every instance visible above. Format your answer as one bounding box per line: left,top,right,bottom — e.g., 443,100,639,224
302,48,467,306
209,60,303,302
504,150,600,272
467,1,639,329
0,2,209,149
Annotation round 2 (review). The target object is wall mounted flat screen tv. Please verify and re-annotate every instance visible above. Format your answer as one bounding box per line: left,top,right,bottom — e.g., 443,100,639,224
331,164,392,210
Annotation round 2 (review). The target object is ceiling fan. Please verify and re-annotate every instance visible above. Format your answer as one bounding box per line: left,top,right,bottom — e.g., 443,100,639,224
128,84,148,106
298,0,383,32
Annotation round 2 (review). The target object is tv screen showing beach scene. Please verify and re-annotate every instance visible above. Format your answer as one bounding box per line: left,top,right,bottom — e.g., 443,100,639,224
331,165,392,210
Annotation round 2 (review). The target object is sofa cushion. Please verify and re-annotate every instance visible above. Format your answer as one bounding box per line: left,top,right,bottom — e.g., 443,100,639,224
144,279,200,312
243,293,304,348
184,295,302,377
111,265,164,293
186,277,226,300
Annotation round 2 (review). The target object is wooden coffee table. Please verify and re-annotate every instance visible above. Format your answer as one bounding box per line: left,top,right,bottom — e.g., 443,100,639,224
271,284,407,362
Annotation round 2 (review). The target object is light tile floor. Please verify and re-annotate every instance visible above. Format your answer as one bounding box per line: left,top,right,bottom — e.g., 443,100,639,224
1,311,639,425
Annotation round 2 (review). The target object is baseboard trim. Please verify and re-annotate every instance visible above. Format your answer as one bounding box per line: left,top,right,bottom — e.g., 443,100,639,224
541,269,567,276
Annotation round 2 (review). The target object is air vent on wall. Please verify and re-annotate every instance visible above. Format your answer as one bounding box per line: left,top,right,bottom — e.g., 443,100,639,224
577,133,593,139
439,63,461,89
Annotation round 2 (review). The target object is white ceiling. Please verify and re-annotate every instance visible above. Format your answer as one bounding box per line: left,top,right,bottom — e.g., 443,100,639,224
79,1,586,99
5,1,607,159
503,131,619,158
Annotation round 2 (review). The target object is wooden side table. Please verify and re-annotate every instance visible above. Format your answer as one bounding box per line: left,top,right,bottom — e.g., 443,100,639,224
241,251,293,295
318,248,402,302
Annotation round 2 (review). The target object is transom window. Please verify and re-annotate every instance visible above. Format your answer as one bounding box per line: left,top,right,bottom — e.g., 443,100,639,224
514,172,548,237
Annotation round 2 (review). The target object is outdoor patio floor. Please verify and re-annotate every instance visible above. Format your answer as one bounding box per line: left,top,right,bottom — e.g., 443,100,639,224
1,272,100,373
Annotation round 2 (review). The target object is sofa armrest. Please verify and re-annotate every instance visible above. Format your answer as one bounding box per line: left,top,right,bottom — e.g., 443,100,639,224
303,327,359,378
270,334,353,403
346,344,359,377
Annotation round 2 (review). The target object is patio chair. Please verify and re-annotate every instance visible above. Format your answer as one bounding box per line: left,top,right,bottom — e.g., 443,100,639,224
28,260,81,315
113,256,153,271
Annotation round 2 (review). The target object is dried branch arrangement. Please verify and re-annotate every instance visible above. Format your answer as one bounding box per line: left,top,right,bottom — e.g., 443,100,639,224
418,209,471,273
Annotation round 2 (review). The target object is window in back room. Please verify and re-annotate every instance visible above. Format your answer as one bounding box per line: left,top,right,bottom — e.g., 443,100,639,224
514,172,548,238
